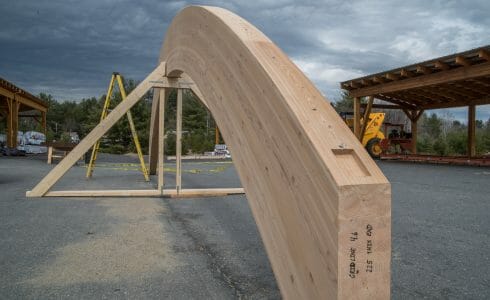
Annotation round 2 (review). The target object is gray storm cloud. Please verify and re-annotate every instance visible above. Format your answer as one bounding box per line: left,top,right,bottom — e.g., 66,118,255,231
1,0,489,120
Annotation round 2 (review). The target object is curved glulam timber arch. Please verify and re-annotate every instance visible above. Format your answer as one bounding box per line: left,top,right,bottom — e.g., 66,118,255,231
28,6,390,299
158,6,390,299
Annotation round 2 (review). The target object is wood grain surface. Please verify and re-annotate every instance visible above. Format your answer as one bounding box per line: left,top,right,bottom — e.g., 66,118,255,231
159,6,391,299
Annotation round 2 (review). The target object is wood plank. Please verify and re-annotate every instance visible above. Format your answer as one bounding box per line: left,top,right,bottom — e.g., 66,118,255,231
164,188,245,198
361,103,403,110
27,63,167,197
162,6,390,299
41,188,244,198
419,95,490,109
350,62,490,97
43,189,162,197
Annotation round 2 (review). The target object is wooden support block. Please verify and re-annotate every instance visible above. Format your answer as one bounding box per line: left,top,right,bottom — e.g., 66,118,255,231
479,49,490,61
455,55,471,67
47,146,53,164
416,65,432,74
400,69,414,78
435,61,450,70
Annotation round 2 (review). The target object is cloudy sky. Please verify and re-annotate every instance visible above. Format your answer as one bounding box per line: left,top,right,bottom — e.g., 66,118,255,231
1,0,489,120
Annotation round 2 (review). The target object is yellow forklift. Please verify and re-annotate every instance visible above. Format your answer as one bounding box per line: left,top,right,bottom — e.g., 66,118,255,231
341,112,414,158
340,112,385,158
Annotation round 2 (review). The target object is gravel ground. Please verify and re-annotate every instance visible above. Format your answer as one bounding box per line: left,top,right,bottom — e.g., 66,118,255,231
0,154,489,299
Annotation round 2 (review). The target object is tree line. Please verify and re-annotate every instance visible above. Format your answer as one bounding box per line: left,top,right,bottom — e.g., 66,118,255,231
18,78,218,155
13,87,490,156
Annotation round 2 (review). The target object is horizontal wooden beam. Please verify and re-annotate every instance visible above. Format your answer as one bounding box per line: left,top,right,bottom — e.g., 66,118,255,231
374,94,417,109
0,87,47,112
349,62,490,97
38,188,245,198
420,95,490,110
150,77,196,89
361,103,403,109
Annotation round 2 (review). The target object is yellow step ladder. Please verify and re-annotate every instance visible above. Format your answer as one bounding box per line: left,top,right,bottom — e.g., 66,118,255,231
86,72,150,181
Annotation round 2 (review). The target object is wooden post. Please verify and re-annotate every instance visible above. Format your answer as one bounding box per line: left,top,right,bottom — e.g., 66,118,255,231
411,117,418,154
6,98,19,148
359,96,374,141
403,109,423,155
158,89,166,191
353,97,361,139
148,91,160,175
176,88,183,193
47,146,53,164
215,125,220,145
41,111,47,137
468,104,476,157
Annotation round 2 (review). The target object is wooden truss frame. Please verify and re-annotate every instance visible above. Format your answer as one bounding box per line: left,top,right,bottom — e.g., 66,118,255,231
27,62,244,198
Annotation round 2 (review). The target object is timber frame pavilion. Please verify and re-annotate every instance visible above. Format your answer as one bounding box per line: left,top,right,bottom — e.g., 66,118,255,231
0,77,47,149
341,45,490,157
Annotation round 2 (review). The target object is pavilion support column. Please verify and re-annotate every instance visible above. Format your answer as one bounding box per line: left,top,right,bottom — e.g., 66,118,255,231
404,109,424,155
6,98,19,149
353,96,361,139
41,111,47,136
468,104,476,157
410,118,418,154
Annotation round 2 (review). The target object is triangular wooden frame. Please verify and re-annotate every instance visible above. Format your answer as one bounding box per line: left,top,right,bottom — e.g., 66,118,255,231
26,62,244,198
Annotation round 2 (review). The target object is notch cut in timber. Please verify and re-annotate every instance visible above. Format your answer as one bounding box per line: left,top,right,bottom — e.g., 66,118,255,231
27,62,244,198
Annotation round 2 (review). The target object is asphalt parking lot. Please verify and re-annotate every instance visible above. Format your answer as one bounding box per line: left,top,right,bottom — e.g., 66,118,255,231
0,155,489,299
